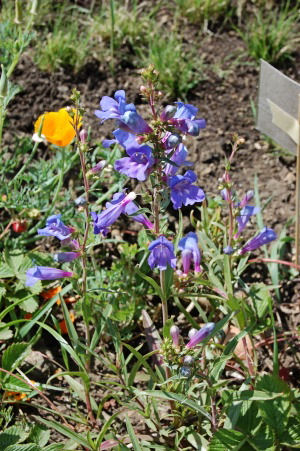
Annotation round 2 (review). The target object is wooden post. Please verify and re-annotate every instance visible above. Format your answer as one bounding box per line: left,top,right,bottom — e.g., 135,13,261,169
296,95,300,265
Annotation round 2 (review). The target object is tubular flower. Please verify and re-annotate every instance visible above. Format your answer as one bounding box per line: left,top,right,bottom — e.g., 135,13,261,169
34,108,81,147
186,322,215,349
26,266,73,287
95,90,152,134
169,102,206,136
234,205,260,239
168,170,205,209
115,147,154,181
163,143,192,177
240,227,277,255
178,232,201,274
38,214,73,241
91,192,137,236
148,236,177,271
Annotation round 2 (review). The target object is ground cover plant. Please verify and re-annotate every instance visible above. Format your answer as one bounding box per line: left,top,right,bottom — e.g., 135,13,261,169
1,0,300,449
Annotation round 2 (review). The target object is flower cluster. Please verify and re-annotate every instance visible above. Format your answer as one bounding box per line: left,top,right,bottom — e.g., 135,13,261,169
26,214,78,286
94,89,207,269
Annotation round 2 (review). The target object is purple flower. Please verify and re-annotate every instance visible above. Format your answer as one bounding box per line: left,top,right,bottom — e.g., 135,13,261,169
164,143,192,176
114,147,154,181
91,191,136,236
53,252,80,263
26,266,73,287
178,232,201,274
186,322,215,349
148,236,177,270
169,102,206,136
168,170,205,209
221,188,231,202
38,215,73,241
160,105,177,121
234,205,260,239
240,227,277,255
95,90,152,134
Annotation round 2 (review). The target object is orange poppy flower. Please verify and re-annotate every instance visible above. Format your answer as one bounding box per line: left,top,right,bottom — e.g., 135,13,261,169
41,286,62,300
59,311,75,335
34,108,81,147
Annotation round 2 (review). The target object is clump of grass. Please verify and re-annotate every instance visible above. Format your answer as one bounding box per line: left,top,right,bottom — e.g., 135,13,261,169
33,4,93,72
174,0,233,28
137,33,205,99
239,2,300,65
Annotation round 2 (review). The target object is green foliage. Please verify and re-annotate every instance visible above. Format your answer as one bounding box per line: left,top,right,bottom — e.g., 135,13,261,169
174,0,233,27
138,33,205,99
238,2,300,65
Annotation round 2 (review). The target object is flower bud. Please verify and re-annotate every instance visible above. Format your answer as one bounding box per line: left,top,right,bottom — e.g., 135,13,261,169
188,328,198,339
90,160,106,175
183,355,194,366
186,323,215,349
79,129,88,143
160,105,177,121
74,196,86,206
170,325,180,346
223,245,234,255
180,366,191,377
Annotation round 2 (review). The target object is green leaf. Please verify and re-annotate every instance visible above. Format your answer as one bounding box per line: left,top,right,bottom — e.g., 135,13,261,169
1,342,30,374
0,263,15,278
2,375,31,392
135,266,162,298
0,425,27,448
33,417,91,449
231,390,283,402
139,390,211,421
28,424,50,447
125,416,143,451
0,322,13,340
209,429,246,450
6,444,41,451
19,296,39,313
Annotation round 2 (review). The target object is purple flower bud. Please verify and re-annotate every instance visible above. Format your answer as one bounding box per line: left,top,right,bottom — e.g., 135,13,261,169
221,188,230,202
90,160,106,174
26,266,73,287
239,190,254,208
74,196,86,206
188,328,198,339
53,252,80,263
178,232,201,274
170,325,180,346
166,133,181,149
183,355,194,366
79,129,88,143
240,227,277,255
223,245,234,255
186,322,215,349
180,366,191,377
160,105,177,121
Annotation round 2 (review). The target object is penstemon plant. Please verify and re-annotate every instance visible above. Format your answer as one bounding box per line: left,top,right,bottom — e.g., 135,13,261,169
2,66,300,449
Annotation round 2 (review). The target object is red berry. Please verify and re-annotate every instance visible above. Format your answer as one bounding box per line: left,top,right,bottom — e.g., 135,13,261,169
12,221,27,233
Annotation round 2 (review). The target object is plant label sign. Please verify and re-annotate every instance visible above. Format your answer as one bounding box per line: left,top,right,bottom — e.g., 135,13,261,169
257,59,300,263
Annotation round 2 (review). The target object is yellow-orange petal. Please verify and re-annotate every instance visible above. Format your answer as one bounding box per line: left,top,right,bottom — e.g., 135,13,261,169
34,108,81,147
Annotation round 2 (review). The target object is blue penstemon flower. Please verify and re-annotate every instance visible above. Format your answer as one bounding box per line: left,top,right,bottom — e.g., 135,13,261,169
38,214,74,240
178,232,201,274
26,266,73,287
148,236,177,270
168,170,205,209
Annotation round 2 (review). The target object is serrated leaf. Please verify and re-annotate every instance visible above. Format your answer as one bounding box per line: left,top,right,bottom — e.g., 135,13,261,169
6,444,41,451
2,375,32,392
0,424,27,448
0,263,15,278
0,322,13,340
0,283,7,298
28,424,50,447
2,342,30,373
19,297,39,313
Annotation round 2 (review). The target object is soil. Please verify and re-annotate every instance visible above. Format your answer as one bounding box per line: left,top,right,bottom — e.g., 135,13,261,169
3,20,300,446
